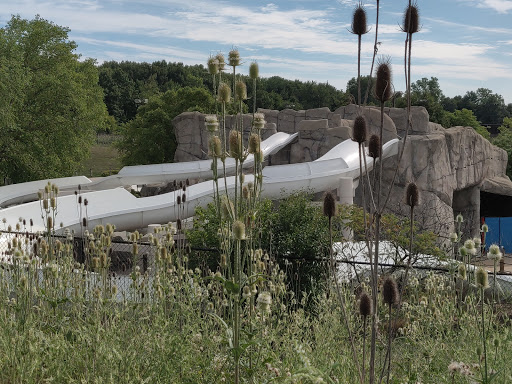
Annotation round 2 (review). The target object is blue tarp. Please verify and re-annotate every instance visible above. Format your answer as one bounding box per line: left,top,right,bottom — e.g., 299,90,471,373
483,217,512,253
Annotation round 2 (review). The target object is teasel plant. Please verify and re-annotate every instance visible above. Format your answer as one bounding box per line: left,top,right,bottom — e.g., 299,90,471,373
350,2,369,106
363,0,380,106
207,55,219,113
323,191,363,384
399,182,419,305
380,277,399,384
359,292,372,384
401,1,420,132
475,267,494,383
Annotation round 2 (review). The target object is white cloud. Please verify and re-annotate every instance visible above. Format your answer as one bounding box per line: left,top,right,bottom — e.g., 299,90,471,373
463,0,512,13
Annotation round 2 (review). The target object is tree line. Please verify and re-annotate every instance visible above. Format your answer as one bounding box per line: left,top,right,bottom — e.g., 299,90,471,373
2,15,512,183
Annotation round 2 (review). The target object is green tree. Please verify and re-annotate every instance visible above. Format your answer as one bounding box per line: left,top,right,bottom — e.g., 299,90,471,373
492,117,512,177
117,86,214,165
410,77,446,124
443,108,490,139
0,15,107,183
459,88,508,126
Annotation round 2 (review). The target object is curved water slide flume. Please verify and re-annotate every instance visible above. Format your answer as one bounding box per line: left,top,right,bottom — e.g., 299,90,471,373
0,138,399,234
0,132,298,208
80,132,299,191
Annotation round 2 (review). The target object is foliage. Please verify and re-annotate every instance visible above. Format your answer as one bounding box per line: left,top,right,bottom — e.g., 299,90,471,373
116,86,214,165
443,108,490,139
410,77,447,124
0,15,108,183
492,117,512,177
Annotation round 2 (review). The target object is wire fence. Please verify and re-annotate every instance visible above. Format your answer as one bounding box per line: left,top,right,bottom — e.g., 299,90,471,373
1,229,511,302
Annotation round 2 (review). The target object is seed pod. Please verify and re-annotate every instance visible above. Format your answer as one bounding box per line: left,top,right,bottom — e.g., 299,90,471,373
177,195,181,205
248,133,261,154
205,115,219,132
253,113,266,130
359,291,372,317
84,199,88,206
182,193,186,203
177,219,182,231
229,130,242,159
249,62,259,79
405,182,419,207
207,56,219,75
235,81,247,100
458,263,467,280
78,196,82,204
47,217,53,230
351,4,368,36
368,135,381,159
402,4,420,34
228,49,240,67
375,58,393,102
242,185,250,200
382,276,399,306
216,53,226,71
475,267,489,289
209,136,222,157
233,220,246,240
218,82,231,103
323,191,337,219
82,218,87,227
352,115,367,144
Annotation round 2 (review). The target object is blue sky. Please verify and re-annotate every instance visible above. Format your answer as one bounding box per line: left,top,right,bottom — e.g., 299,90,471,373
1,0,512,104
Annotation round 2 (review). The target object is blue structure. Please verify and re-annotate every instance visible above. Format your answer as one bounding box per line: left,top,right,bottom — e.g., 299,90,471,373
483,217,512,253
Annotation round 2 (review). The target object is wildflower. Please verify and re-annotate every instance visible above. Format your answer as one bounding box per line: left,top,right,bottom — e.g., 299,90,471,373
458,263,467,280
257,291,272,312
405,182,420,207
352,115,367,144
456,213,463,223
235,81,247,100
232,220,246,240
473,237,482,248
205,115,219,132
450,232,458,243
464,239,476,256
487,244,502,261
481,223,489,233
249,62,259,79
382,277,399,306
402,4,420,34
368,134,380,159
375,57,392,102
475,267,489,289
359,292,372,317
253,113,266,130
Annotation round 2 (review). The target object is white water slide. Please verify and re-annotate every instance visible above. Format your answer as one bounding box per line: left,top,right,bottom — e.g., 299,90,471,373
0,132,298,207
0,138,399,234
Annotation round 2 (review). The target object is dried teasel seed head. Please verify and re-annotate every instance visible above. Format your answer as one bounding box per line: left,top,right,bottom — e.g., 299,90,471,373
249,62,259,79
177,195,181,205
368,134,381,159
402,4,420,34
248,133,261,154
323,191,337,219
405,182,419,207
235,81,247,100
359,291,372,317
182,193,186,203
233,220,246,240
458,263,467,280
375,57,393,102
228,49,241,67
177,219,182,231
352,115,367,144
253,112,266,130
218,82,231,103
229,130,242,159
382,276,399,306
242,185,250,200
205,115,219,132
351,4,368,36
207,56,219,75
216,53,226,71
209,136,222,157
475,267,489,289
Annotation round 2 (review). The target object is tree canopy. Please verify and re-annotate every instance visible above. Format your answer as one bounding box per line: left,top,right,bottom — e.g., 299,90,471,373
116,87,215,165
0,15,107,182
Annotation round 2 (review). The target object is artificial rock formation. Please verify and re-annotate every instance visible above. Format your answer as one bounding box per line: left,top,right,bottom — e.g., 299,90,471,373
171,105,512,239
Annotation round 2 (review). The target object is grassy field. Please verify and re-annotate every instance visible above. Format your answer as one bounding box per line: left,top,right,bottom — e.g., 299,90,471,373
79,134,122,177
